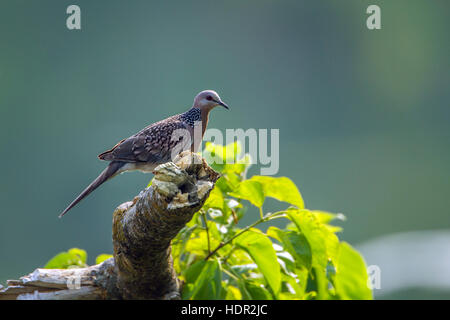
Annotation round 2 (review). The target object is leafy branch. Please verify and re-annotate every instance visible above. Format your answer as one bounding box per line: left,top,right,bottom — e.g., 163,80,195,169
175,142,373,300
205,210,286,261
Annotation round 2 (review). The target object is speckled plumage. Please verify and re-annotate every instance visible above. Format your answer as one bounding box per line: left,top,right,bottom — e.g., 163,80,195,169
98,108,202,165
180,107,202,127
60,90,228,217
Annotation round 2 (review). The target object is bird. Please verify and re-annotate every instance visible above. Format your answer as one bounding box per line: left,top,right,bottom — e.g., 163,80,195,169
59,90,229,218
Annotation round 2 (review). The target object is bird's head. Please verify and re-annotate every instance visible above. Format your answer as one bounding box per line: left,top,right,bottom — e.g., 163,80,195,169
193,90,229,110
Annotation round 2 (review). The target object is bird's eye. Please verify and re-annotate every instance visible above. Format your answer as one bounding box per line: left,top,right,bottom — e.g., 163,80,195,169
206,95,212,101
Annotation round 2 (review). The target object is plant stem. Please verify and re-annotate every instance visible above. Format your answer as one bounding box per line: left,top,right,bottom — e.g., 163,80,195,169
222,266,240,282
223,245,237,264
200,210,211,254
204,211,286,261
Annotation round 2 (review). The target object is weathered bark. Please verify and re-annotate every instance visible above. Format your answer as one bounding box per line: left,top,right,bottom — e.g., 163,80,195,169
0,259,115,300
0,152,219,300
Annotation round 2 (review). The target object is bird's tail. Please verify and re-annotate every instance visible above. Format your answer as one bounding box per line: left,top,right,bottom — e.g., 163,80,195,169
59,161,124,218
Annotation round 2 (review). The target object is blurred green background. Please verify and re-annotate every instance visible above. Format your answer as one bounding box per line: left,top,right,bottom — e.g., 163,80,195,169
1,0,449,299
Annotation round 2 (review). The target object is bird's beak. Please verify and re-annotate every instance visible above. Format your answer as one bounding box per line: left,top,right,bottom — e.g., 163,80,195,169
217,100,229,110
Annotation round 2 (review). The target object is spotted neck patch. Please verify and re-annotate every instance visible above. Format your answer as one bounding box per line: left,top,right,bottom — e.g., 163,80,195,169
180,108,202,127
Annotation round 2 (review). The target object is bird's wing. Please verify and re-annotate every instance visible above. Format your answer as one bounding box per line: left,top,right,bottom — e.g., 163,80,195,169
98,116,191,163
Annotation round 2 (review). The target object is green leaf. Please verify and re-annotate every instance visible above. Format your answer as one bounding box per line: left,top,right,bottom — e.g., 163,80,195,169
203,142,225,172
215,173,241,194
203,186,224,210
267,227,312,270
294,268,309,298
234,229,281,296
44,248,87,269
204,141,244,173
68,248,87,263
95,254,113,265
182,259,222,300
287,209,339,269
207,141,242,163
244,282,272,300
312,210,345,224
224,284,242,300
183,260,207,284
228,180,265,208
309,266,333,300
227,249,254,266
172,224,198,273
185,223,221,257
334,242,372,300
303,291,317,300
222,154,252,176
251,176,304,209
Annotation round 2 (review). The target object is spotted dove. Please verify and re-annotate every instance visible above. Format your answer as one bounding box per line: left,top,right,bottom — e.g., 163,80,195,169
59,90,229,217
